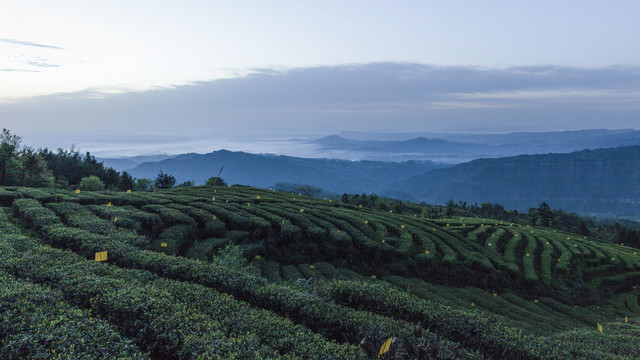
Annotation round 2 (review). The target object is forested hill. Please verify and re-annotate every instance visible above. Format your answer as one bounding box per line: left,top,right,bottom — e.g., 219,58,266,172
128,150,446,193
387,146,640,218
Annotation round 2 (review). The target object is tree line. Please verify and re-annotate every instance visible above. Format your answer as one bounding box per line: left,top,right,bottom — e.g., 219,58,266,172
1,129,229,192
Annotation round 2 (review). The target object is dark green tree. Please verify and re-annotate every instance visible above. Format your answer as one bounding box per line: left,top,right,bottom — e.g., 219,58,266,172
155,171,176,189
578,221,590,236
537,202,553,227
120,171,135,190
134,178,154,191
20,147,51,187
205,177,227,187
175,180,195,187
0,129,21,185
445,199,455,218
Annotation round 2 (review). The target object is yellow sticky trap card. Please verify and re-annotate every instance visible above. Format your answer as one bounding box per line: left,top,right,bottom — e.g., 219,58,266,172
75,189,81,194
300,209,304,212
126,189,131,193
161,243,167,247
107,202,111,207
94,251,108,262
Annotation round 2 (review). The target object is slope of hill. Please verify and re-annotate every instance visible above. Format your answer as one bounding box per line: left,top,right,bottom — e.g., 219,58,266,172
0,185,639,358
127,150,447,193
387,146,640,219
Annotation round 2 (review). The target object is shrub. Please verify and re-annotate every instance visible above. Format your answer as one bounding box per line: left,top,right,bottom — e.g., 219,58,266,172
79,175,104,191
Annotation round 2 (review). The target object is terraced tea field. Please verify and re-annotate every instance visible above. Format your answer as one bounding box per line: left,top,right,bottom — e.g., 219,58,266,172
0,185,639,359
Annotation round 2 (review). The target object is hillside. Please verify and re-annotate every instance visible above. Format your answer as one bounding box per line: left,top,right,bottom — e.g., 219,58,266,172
0,185,639,359
387,146,640,219
127,150,446,193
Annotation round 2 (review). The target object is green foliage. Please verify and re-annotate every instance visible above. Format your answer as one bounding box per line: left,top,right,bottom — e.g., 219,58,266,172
79,175,105,191
0,271,147,359
154,171,176,189
134,177,155,191
4,185,640,359
205,176,227,186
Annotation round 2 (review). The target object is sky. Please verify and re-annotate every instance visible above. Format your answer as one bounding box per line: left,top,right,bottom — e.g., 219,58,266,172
2,1,640,155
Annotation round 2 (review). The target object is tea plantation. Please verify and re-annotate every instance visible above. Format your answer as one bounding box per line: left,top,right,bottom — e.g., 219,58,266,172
0,185,639,359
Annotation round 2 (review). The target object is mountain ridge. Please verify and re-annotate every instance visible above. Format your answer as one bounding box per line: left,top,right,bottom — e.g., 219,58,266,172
128,149,447,194
386,145,640,219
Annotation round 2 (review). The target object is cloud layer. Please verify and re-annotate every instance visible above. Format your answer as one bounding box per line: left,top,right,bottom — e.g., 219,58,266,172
2,63,639,154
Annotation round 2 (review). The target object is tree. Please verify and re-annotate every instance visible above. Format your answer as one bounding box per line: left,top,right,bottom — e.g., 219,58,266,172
537,202,553,227
79,175,104,191
134,178,154,191
120,171,135,190
205,177,227,187
294,184,322,197
578,221,591,236
175,180,194,187
445,199,455,218
155,171,176,189
0,129,21,185
103,168,121,190
390,202,403,214
20,147,51,187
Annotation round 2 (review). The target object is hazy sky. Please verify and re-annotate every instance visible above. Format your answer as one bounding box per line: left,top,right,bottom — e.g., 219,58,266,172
2,1,640,155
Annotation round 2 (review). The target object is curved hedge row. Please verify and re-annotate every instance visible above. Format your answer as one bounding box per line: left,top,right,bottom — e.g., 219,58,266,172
0,235,364,359
0,270,147,359
11,198,468,358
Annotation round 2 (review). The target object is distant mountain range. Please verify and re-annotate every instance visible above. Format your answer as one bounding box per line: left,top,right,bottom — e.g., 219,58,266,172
384,146,640,219
127,150,446,194
312,129,640,162
98,155,174,172
101,129,640,219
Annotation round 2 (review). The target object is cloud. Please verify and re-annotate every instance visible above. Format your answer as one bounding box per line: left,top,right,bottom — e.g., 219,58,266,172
0,38,65,50
0,68,39,72
27,61,60,68
1,63,639,140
